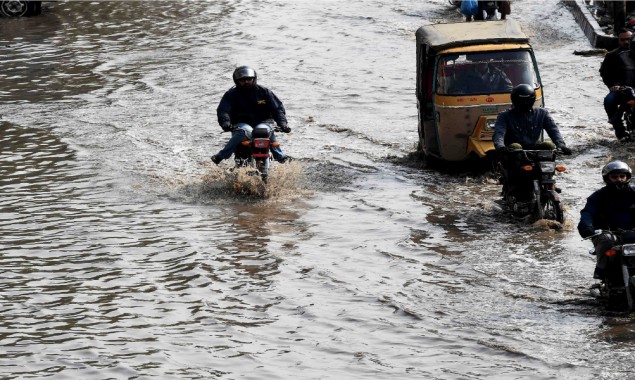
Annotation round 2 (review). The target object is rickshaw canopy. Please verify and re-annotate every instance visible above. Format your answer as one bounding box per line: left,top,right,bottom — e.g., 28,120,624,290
416,20,528,52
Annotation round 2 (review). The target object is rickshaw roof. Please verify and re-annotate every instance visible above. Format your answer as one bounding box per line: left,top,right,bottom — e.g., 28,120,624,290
415,20,528,51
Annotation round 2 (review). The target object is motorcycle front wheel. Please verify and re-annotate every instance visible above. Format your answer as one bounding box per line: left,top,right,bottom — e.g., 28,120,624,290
542,198,565,223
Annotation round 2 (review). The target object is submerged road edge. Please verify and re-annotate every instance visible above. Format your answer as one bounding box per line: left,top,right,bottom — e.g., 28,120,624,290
567,0,617,49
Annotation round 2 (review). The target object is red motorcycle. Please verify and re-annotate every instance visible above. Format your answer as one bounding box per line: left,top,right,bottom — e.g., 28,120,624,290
233,124,280,183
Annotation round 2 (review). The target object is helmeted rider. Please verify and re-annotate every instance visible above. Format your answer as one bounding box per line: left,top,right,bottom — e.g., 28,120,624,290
211,66,291,165
578,161,635,279
493,84,572,191
608,34,635,141
493,84,571,153
600,28,633,141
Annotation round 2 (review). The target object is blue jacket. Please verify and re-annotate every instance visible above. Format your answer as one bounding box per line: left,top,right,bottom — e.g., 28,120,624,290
493,107,566,150
578,184,635,237
217,85,287,128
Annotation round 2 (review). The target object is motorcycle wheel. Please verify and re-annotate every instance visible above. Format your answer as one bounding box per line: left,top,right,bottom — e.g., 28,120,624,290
606,288,628,311
255,159,269,183
542,198,565,223
531,187,544,221
0,0,38,17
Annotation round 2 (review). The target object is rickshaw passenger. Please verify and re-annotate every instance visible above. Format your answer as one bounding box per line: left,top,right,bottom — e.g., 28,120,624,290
454,61,512,94
493,84,572,191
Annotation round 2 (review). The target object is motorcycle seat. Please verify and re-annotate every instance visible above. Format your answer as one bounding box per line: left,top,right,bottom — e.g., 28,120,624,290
252,126,271,138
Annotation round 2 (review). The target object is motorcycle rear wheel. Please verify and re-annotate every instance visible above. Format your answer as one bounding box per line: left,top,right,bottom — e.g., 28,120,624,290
255,159,270,183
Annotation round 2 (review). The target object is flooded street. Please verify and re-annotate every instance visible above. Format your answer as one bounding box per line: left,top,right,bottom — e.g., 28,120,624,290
1,0,634,378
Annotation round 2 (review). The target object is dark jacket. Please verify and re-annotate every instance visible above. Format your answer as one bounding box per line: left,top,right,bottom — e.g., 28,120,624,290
617,50,635,88
600,47,629,88
578,184,635,237
217,84,287,128
493,107,566,150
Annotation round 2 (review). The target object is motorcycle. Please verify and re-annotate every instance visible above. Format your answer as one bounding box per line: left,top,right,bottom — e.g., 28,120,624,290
232,124,280,183
499,149,567,223
616,86,635,141
585,230,635,311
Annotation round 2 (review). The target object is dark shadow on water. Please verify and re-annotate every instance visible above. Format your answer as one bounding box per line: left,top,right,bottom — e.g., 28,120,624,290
390,149,499,177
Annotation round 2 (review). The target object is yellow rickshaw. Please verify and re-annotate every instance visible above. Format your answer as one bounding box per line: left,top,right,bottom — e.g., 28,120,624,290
415,20,543,162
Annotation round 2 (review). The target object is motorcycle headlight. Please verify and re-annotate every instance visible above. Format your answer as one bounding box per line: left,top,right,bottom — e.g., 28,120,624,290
484,119,496,131
623,244,635,256
539,162,555,173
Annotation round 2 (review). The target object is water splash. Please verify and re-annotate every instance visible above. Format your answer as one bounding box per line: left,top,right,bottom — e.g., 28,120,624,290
195,161,311,201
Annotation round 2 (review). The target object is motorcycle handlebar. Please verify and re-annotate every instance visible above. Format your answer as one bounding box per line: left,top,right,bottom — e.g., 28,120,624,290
220,126,287,133
583,229,635,240
584,230,605,240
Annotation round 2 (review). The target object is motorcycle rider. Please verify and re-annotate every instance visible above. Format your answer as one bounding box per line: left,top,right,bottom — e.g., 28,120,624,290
211,66,291,165
578,161,635,279
493,84,572,192
600,28,633,141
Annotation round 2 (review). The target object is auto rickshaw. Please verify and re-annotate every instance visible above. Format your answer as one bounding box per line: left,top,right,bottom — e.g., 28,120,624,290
415,20,543,162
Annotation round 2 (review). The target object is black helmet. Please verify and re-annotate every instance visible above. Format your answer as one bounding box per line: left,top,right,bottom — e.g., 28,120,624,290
511,84,536,112
602,160,632,189
232,66,257,86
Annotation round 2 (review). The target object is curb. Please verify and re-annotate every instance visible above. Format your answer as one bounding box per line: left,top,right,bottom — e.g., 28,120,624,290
567,0,617,49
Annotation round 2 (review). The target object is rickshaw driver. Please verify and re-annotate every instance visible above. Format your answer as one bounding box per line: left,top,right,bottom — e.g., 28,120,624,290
455,60,513,95
493,84,572,192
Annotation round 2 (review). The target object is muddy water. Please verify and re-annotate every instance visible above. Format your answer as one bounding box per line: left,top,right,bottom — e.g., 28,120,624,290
1,0,633,379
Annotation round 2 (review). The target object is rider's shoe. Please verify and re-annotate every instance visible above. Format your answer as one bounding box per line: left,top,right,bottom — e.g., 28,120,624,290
277,156,293,164
609,113,622,125
211,155,223,165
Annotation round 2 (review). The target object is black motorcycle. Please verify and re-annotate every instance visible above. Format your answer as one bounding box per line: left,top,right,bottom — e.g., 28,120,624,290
233,124,278,183
616,86,635,141
586,230,635,311
499,149,566,223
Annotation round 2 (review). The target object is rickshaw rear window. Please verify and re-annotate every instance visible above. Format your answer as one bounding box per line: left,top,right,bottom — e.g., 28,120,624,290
435,50,538,96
